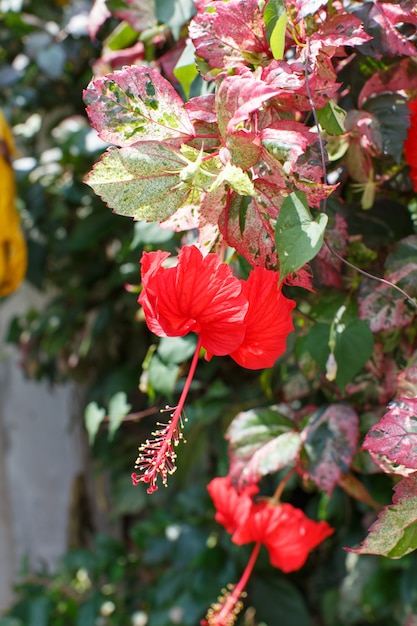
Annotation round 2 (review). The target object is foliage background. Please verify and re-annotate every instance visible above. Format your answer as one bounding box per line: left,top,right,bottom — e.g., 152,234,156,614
1,0,417,625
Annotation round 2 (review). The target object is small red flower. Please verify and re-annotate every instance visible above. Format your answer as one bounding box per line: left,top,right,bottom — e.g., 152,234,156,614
230,267,296,370
404,98,417,192
139,245,248,357
207,477,333,573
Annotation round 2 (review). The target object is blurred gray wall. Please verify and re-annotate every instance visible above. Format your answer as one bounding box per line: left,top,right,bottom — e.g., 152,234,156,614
0,283,84,611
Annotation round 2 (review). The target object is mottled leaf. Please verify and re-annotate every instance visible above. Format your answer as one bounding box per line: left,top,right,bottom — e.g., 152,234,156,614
301,404,360,495
358,268,417,333
189,0,269,77
354,1,417,60
226,406,301,488
363,398,417,473
84,66,194,147
311,13,372,49
275,191,328,278
219,181,287,269
85,144,195,221
350,476,417,558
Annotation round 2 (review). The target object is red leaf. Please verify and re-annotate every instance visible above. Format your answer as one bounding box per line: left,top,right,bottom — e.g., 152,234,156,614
362,398,417,473
311,13,372,49
300,404,360,495
189,0,269,77
84,66,195,147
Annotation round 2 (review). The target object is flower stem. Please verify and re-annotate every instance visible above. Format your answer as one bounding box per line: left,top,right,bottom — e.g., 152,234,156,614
203,542,261,626
132,336,203,493
272,468,295,504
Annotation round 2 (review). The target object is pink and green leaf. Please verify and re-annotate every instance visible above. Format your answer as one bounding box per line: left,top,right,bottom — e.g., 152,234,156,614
189,0,270,76
349,476,417,558
362,398,417,472
226,406,301,488
84,66,195,147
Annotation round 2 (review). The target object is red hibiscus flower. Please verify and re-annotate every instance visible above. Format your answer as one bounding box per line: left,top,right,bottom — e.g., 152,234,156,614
139,245,248,357
139,245,295,370
405,98,417,192
207,476,333,573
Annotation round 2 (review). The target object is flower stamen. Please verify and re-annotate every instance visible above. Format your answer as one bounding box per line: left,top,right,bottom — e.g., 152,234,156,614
131,338,201,493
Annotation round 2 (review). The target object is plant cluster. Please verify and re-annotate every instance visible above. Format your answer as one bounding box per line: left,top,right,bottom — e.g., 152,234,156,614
80,0,417,623
2,0,417,624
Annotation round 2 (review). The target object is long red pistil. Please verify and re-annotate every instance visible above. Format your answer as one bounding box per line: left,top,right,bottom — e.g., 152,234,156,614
132,336,202,493
202,542,261,626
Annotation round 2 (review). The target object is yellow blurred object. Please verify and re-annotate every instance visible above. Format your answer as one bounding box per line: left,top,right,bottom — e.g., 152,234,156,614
0,108,27,297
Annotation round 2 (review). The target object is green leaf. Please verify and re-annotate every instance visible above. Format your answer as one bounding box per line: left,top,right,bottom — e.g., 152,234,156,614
156,0,196,40
363,94,410,164
307,319,374,392
157,335,197,365
269,11,287,60
105,21,139,51
28,596,50,626
333,319,374,390
131,220,174,248
174,39,198,100
317,100,346,136
108,391,132,440
275,191,328,278
250,577,312,626
84,402,106,445
148,353,180,398
264,0,285,40
350,497,417,558
85,144,195,221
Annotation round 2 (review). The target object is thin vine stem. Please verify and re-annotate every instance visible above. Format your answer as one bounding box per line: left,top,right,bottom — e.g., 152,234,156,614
303,38,417,311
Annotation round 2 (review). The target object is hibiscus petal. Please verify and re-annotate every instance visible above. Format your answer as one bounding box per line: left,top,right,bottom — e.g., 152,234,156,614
207,476,257,534
230,267,296,369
